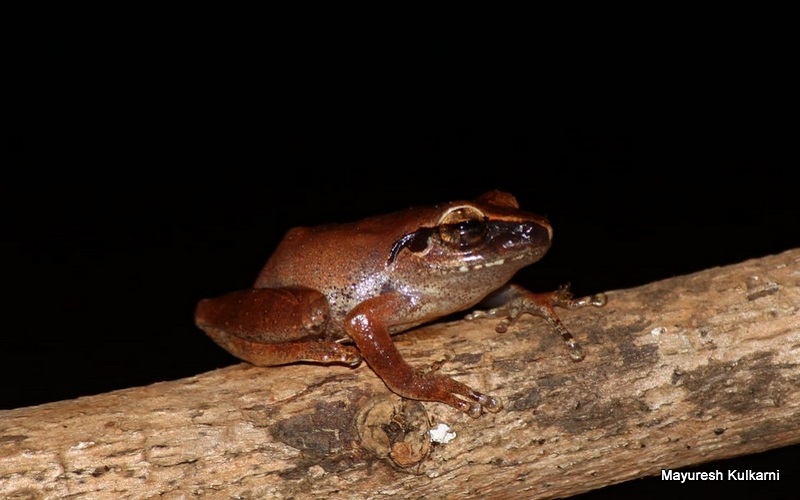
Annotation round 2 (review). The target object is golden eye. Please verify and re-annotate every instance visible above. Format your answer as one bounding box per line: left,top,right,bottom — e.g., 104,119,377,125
438,207,487,250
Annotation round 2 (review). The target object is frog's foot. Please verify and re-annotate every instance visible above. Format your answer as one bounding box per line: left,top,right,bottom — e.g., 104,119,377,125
419,374,503,417
473,284,607,362
411,357,501,416
550,283,608,310
207,329,363,367
465,308,505,321
308,342,363,366
456,387,503,418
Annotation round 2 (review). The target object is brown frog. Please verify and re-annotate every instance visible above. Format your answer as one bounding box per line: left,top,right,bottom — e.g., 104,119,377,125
196,191,606,417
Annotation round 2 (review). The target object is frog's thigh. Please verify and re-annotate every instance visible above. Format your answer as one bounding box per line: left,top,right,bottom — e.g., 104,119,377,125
196,287,361,366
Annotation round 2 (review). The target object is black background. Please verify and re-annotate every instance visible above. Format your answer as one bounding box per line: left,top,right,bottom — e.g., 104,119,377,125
4,27,798,498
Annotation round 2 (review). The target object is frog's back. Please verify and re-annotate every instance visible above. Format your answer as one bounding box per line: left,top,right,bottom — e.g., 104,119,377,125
254,206,438,290
254,223,388,292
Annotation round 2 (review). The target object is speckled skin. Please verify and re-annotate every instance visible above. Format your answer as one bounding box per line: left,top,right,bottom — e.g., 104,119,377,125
254,191,551,338
196,191,587,416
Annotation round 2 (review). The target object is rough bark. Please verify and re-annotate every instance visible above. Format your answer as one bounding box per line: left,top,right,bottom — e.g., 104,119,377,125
2,249,799,499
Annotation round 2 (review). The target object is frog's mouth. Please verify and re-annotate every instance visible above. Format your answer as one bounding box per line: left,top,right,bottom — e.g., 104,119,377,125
449,240,550,274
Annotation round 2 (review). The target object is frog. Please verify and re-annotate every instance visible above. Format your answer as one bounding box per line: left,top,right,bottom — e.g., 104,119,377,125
195,191,606,417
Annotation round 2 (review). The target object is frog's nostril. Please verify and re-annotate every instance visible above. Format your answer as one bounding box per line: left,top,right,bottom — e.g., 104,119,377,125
520,222,551,244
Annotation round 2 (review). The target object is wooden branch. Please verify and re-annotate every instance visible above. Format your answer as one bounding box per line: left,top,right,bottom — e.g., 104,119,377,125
2,249,799,499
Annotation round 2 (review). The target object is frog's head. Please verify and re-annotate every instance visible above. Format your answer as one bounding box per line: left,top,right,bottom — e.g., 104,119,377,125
388,191,552,285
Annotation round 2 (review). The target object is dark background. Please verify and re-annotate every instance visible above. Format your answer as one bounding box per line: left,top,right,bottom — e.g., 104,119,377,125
4,29,798,498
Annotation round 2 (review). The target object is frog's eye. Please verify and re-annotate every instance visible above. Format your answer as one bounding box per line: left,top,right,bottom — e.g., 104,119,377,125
438,207,487,250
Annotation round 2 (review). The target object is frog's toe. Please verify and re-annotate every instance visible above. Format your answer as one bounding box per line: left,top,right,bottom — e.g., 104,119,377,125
452,389,503,417
589,293,608,307
464,401,483,418
341,349,362,366
317,344,362,366
465,307,503,321
470,390,503,413
345,353,362,366
483,394,503,413
554,285,608,310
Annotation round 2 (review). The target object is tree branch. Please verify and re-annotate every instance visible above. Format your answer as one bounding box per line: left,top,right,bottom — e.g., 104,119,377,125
2,249,799,498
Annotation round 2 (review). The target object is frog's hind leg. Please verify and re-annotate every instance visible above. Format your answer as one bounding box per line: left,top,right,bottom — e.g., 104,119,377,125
196,287,362,366
202,326,362,366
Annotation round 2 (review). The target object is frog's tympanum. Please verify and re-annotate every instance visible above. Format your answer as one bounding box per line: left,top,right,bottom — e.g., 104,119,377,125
196,191,606,417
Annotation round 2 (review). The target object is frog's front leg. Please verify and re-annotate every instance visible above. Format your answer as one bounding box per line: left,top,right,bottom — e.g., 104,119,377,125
466,284,607,361
345,293,502,418
196,287,361,366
